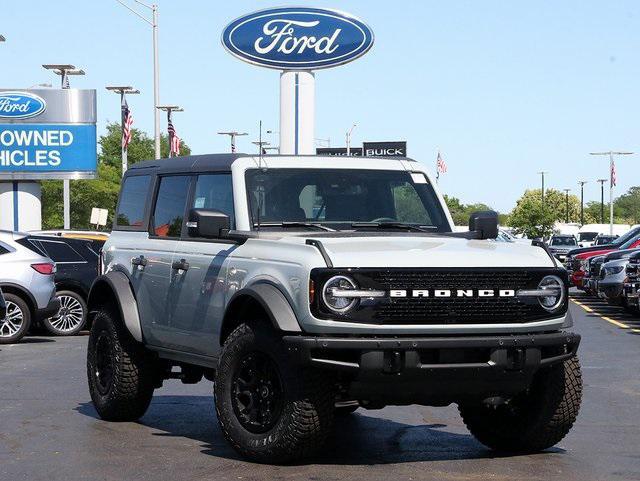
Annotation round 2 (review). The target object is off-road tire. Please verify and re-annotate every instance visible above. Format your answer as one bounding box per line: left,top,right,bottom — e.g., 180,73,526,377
459,356,582,452
42,290,88,336
0,293,31,344
87,308,155,421
214,322,334,463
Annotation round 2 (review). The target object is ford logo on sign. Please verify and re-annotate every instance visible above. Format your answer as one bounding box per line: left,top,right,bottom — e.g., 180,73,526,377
222,7,374,70
0,91,47,120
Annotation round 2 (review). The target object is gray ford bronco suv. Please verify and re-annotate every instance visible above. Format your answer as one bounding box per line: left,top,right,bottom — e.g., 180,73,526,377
87,154,581,463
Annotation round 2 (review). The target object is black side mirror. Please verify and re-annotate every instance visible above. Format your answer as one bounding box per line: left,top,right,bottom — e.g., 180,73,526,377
188,208,230,238
469,211,499,240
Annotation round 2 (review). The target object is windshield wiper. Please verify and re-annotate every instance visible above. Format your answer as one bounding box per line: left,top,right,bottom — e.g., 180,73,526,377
253,222,335,232
350,222,437,233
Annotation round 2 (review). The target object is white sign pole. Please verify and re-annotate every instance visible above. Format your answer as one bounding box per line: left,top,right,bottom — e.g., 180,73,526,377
279,71,315,155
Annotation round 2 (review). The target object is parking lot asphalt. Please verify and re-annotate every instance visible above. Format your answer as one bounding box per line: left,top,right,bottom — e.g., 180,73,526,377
1,294,639,481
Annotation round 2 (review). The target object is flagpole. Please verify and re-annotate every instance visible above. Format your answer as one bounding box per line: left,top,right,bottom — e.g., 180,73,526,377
107,86,139,177
589,150,633,235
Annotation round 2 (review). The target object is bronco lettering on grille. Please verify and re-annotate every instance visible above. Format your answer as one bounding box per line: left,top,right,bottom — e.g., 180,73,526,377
389,289,516,298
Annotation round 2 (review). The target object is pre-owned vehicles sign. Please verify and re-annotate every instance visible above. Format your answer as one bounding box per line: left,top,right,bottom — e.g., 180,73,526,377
0,89,97,180
222,7,374,70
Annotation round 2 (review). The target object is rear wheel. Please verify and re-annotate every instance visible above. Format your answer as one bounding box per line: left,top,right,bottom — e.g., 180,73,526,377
43,290,87,336
0,294,31,344
214,322,334,463
87,308,155,421
459,356,582,452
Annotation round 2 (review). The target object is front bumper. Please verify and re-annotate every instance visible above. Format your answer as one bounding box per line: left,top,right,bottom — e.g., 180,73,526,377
284,331,580,405
598,281,624,300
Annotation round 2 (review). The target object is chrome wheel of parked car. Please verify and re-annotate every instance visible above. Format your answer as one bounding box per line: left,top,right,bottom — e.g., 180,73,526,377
0,294,31,344
1,301,24,337
43,291,87,336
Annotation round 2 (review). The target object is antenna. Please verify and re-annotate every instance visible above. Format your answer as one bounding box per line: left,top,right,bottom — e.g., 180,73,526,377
255,120,264,231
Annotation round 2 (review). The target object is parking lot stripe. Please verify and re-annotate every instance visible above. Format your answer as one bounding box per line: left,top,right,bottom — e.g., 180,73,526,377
571,299,640,333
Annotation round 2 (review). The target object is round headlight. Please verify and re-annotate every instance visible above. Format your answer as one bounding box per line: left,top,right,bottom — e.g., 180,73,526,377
538,275,565,312
322,275,358,313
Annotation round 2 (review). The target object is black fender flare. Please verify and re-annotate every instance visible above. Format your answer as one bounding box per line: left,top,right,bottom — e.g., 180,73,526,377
225,283,301,334
87,271,143,342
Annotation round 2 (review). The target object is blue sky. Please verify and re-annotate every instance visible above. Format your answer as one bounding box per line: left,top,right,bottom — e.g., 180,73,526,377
3,1,639,211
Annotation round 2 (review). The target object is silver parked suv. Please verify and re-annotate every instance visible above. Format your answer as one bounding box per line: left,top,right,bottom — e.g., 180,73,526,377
0,231,60,343
87,154,582,463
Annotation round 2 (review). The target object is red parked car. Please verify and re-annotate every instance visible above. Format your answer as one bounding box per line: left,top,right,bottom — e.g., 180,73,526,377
568,232,640,288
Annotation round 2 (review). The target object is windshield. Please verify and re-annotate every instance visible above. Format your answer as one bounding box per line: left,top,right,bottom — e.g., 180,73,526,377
610,227,640,246
578,232,598,242
245,169,450,232
550,237,577,246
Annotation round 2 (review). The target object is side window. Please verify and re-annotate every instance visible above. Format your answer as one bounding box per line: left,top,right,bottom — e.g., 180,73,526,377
152,176,191,238
192,174,235,229
0,243,9,255
116,175,151,228
39,241,85,263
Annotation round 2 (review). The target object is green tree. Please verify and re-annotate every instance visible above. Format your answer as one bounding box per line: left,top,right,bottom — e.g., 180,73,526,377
41,122,192,229
509,188,581,238
443,194,494,226
614,187,640,224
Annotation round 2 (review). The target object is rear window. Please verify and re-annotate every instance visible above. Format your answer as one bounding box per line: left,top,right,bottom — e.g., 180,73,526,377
116,175,151,229
35,240,85,263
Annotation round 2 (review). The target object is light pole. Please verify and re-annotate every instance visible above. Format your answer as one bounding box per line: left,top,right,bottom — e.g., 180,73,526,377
218,131,248,153
252,140,271,154
537,171,548,236
116,0,161,159
578,180,587,226
563,188,571,223
106,86,140,175
590,151,634,234
43,64,85,230
346,124,357,155
596,179,608,224
157,105,183,157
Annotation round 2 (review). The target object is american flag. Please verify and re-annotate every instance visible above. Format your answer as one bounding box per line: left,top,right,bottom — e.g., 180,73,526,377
611,159,617,187
436,151,447,180
121,98,133,150
168,117,180,157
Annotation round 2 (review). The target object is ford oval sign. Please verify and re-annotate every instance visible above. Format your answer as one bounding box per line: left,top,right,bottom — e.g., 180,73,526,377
222,7,374,70
0,91,47,120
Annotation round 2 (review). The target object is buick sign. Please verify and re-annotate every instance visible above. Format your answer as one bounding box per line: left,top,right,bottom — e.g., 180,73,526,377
222,7,374,70
0,92,47,120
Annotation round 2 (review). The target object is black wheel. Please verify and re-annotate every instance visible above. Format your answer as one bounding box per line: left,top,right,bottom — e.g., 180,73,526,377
87,308,155,421
459,356,582,452
214,322,334,463
0,293,31,344
42,290,87,336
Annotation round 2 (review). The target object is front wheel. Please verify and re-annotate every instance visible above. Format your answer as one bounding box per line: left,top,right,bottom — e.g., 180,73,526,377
87,308,155,421
459,356,582,452
214,322,334,463
43,290,87,336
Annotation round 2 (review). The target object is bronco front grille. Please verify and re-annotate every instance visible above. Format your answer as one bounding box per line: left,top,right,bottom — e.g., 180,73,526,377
310,268,568,325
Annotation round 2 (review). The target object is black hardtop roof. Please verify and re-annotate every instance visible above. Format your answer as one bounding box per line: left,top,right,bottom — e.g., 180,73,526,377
126,153,417,175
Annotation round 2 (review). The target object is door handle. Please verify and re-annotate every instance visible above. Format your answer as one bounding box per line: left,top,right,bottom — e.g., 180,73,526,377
172,258,189,271
131,255,148,268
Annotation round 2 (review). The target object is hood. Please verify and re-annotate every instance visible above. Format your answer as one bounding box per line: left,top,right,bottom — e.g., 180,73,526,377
301,234,555,268
604,248,640,262
567,244,616,257
575,247,616,260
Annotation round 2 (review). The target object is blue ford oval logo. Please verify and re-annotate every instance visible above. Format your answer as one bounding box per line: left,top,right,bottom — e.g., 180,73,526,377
222,7,374,70
0,91,47,120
